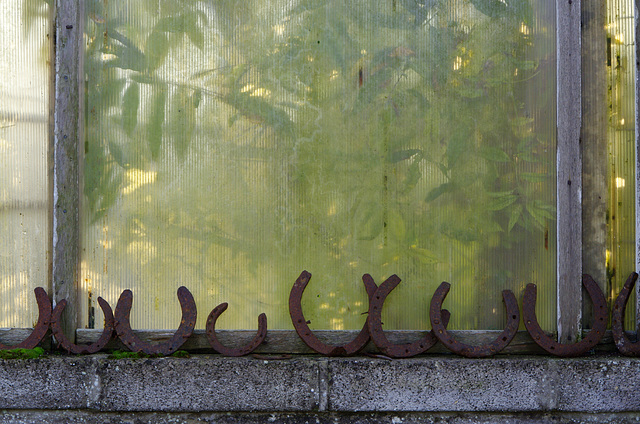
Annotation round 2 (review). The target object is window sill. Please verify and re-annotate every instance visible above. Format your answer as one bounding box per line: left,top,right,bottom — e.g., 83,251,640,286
76,329,623,355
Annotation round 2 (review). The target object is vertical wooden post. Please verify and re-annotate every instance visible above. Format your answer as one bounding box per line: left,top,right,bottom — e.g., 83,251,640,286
51,0,81,342
557,0,583,343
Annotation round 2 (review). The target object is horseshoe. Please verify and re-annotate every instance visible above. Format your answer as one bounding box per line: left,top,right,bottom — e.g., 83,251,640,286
114,287,196,356
523,274,607,357
0,287,51,350
51,297,114,354
612,272,640,356
368,274,450,358
206,303,267,356
430,282,519,357
289,270,377,356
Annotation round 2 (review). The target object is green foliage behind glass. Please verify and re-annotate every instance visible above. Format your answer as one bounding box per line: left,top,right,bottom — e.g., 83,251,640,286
81,0,556,330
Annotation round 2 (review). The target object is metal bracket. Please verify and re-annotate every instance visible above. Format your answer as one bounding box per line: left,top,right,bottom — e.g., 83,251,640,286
0,287,51,350
523,274,607,357
51,297,114,354
206,303,267,356
430,282,519,358
114,287,196,355
289,271,377,356
367,274,449,358
612,272,640,356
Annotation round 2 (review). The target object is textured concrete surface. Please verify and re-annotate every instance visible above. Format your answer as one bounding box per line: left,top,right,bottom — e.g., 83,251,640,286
328,356,640,412
0,355,639,415
96,355,320,411
1,411,640,424
328,357,547,412
0,357,94,409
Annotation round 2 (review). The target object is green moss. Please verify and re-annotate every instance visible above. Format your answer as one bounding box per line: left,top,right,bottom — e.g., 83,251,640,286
107,350,156,359
170,350,190,358
0,347,45,360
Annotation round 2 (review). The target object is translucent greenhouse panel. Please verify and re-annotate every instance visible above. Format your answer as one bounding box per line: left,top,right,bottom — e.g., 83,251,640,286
0,0,50,328
607,0,636,330
81,0,556,331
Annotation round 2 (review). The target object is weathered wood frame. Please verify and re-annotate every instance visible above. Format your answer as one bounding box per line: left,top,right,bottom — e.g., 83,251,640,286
10,0,627,350
51,0,82,342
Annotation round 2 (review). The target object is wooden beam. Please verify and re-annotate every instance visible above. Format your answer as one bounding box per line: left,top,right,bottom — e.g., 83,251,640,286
557,0,583,343
75,329,623,355
51,0,81,342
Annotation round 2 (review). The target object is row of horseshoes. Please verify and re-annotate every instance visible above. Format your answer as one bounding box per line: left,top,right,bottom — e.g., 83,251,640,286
2,272,639,358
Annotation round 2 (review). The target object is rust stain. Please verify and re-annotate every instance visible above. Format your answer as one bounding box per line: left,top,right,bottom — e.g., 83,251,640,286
544,225,549,250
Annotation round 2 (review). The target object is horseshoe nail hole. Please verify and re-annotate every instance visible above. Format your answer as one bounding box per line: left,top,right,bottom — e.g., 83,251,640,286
550,346,555,350
419,344,424,348
502,337,507,341
298,319,303,323
405,349,409,354
434,320,439,325
512,315,517,320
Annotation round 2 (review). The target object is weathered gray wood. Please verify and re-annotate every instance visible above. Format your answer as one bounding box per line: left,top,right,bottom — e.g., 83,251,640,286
52,0,82,342
581,0,608,324
76,329,621,355
0,329,50,349
556,0,583,344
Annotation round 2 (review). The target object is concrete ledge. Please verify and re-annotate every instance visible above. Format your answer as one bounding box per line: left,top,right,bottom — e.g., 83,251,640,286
0,355,638,413
328,356,640,412
2,411,640,424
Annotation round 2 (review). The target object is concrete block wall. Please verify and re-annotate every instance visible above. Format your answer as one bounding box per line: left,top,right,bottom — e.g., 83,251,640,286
0,355,639,423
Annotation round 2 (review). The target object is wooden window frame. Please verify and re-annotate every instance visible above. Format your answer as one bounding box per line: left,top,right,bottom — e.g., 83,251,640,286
30,0,638,353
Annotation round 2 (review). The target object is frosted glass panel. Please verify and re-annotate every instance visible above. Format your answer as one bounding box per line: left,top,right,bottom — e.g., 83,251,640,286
607,0,636,330
81,0,556,331
0,0,50,327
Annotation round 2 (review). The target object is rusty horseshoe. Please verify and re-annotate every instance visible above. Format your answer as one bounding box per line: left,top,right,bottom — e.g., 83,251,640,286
206,303,267,356
430,282,519,357
114,287,196,355
0,287,51,350
368,274,450,358
612,272,640,356
51,297,114,354
523,274,607,357
289,270,377,356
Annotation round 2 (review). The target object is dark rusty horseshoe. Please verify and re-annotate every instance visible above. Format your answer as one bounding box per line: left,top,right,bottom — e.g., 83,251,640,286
289,270,377,356
51,297,114,354
612,272,640,356
0,287,51,350
206,303,267,356
368,274,450,358
114,287,196,356
523,274,607,357
430,282,519,358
